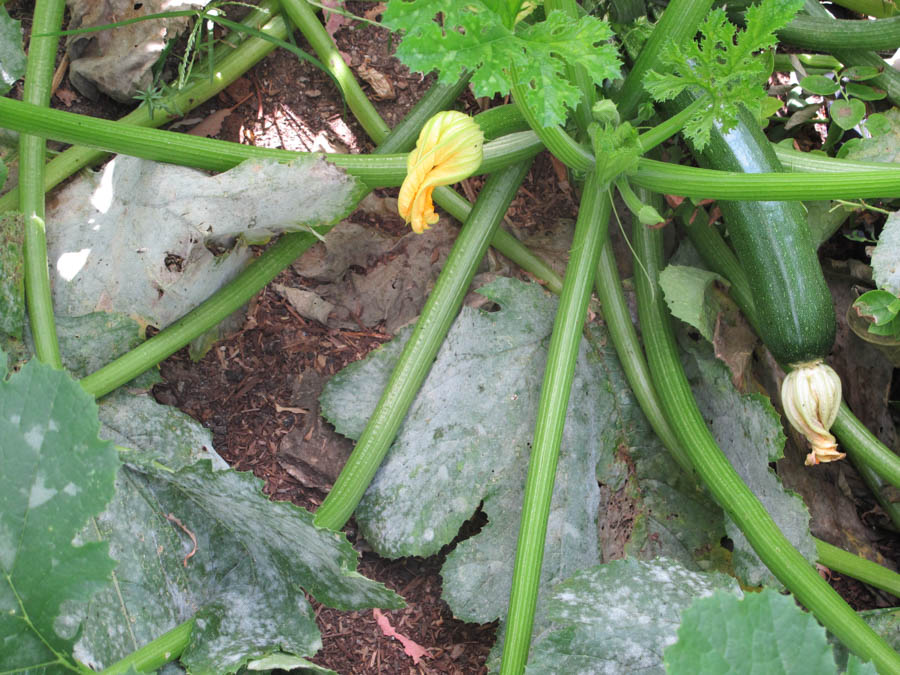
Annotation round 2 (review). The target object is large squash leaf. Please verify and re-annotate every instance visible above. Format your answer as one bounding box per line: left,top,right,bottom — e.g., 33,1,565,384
70,389,403,673
321,278,604,623
525,558,741,674
0,355,119,673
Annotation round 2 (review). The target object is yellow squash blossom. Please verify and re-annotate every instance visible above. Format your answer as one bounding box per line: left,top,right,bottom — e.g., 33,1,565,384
781,360,845,465
398,111,484,234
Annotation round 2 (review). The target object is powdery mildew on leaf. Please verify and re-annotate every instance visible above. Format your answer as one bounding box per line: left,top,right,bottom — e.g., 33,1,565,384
526,558,740,674
47,155,366,329
679,330,817,587
321,278,610,623
872,211,900,296
0,357,119,672
73,390,401,673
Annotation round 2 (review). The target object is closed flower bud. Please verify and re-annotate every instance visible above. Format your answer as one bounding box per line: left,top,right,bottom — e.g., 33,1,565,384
398,111,484,234
781,361,844,466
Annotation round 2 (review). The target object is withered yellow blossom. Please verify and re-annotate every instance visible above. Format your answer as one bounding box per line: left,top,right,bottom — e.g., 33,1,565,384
781,361,845,465
398,111,484,234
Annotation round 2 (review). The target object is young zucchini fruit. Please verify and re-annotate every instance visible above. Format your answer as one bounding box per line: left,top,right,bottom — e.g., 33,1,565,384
687,104,843,465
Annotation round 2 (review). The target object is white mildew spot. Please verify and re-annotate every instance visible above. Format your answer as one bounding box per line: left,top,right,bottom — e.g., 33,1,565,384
0,520,17,570
422,528,434,542
24,425,45,450
9,414,20,425
29,473,57,509
48,419,59,432
63,482,80,496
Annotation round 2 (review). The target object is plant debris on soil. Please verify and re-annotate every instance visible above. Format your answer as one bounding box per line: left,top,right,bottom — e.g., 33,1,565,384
6,0,900,671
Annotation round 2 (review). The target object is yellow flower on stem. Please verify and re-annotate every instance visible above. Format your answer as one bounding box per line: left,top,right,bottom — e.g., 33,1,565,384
398,111,484,234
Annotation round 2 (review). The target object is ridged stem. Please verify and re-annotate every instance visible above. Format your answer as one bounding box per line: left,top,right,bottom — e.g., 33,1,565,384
19,0,66,367
314,162,532,530
778,14,900,51
97,619,194,674
7,95,899,200
633,192,900,674
0,97,542,187
500,172,610,675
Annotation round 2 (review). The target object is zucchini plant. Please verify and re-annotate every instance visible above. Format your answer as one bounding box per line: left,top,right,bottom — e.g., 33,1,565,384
3,0,900,672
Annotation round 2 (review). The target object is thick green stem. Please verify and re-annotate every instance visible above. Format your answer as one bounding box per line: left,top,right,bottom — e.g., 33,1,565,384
278,0,390,142
97,619,194,674
615,0,716,119
815,539,900,599
633,192,900,674
7,96,899,200
314,162,531,530
592,240,689,472
19,0,66,368
0,8,288,215
778,14,900,51
630,157,900,199
0,97,541,187
500,172,610,675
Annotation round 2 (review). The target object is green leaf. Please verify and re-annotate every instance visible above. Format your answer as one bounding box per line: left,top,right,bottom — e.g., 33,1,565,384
853,289,900,327
658,265,729,342
69,390,402,673
846,82,886,101
320,278,604,623
383,3,620,127
0,212,24,339
841,65,883,82
872,211,900,296
844,108,900,163
865,112,892,137
0,356,120,673
680,331,816,588
866,313,900,337
643,0,804,148
800,74,840,96
830,98,866,130
0,6,25,95
665,588,874,674
526,558,741,674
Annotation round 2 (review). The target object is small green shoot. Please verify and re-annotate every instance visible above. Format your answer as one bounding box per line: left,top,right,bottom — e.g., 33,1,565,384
643,0,804,149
